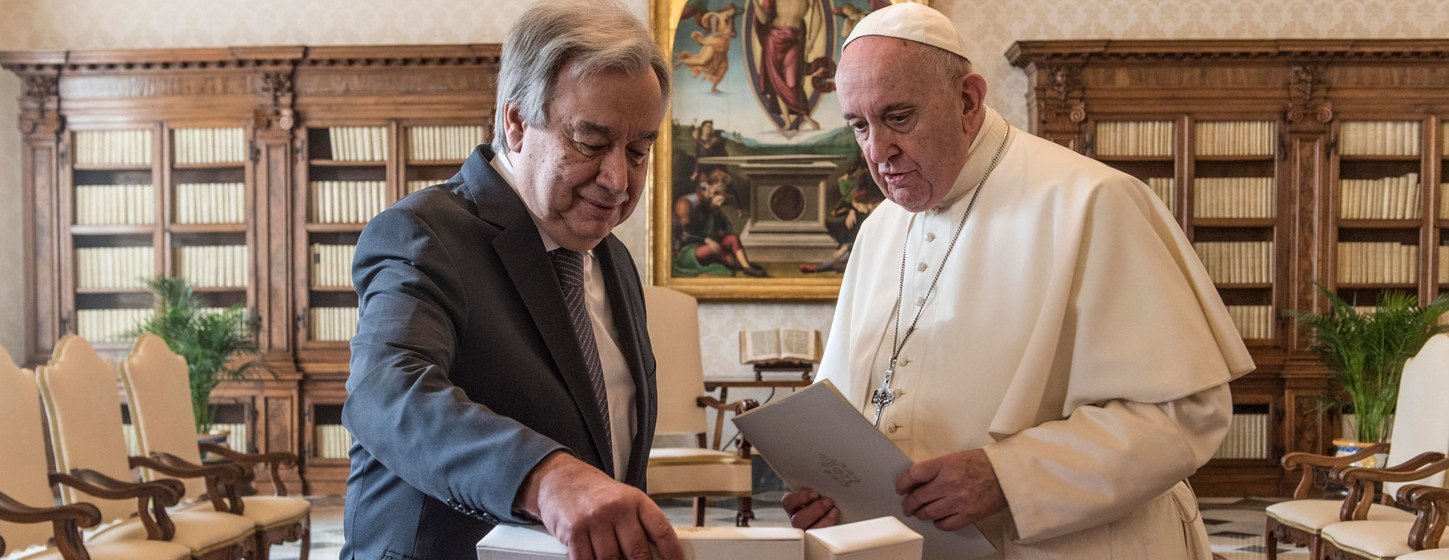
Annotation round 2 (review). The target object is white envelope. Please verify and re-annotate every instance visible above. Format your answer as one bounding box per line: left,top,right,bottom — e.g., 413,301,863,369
477,524,805,560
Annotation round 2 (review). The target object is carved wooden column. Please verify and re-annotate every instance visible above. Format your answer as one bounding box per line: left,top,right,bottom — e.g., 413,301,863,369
1281,62,1336,466
8,64,65,366
1020,61,1088,149
250,65,304,492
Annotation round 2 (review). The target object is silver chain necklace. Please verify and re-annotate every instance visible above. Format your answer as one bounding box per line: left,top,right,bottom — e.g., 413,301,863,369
871,127,1011,428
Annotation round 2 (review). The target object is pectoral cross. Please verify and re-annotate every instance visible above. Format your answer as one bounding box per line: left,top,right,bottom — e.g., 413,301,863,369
870,357,898,427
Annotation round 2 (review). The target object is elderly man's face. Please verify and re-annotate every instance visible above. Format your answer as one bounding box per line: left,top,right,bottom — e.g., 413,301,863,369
505,61,664,251
837,37,983,212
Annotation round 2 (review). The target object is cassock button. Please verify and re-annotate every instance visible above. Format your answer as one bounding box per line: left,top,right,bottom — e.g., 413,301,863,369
926,233,936,242
916,262,928,272
887,423,901,434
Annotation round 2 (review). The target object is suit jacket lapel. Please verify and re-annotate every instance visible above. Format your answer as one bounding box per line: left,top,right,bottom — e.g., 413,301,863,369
462,146,615,475
594,239,652,486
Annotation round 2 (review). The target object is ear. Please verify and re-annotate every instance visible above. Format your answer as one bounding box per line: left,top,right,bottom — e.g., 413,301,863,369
503,102,528,154
959,72,988,131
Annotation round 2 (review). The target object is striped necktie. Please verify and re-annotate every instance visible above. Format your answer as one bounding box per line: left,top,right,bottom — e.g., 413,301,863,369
548,248,613,464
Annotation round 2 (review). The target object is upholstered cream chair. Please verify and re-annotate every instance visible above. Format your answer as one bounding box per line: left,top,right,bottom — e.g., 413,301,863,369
1265,333,1449,560
35,335,258,560
642,286,757,527
119,334,311,560
0,346,193,560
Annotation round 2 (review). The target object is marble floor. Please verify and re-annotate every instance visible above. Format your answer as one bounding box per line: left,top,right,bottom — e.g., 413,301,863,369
272,494,1313,559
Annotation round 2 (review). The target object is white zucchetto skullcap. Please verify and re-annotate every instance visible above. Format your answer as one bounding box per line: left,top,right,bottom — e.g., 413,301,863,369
842,2,967,59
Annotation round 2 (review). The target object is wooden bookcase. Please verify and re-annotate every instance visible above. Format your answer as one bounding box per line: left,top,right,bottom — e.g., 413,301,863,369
1,44,499,495
1009,39,1449,496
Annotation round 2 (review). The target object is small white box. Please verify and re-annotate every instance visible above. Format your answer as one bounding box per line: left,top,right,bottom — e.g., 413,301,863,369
478,524,567,560
478,524,805,560
672,526,804,560
805,517,923,560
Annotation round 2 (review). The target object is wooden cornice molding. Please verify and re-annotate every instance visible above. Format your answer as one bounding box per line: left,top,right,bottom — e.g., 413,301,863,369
0,44,500,74
1007,39,1449,67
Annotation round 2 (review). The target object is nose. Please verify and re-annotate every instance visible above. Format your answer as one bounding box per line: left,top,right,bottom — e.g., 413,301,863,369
597,147,629,194
862,126,899,164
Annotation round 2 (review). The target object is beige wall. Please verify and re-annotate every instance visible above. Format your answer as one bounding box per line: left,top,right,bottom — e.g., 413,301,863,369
2,0,1447,369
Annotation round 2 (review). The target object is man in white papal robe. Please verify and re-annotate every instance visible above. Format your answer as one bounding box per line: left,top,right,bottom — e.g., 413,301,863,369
780,4,1256,559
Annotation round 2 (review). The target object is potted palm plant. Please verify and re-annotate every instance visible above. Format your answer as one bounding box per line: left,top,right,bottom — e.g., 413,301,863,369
1289,286,1449,466
130,277,270,436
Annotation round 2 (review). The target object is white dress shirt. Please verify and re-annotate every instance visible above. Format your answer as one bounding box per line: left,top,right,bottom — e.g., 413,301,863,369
491,150,637,481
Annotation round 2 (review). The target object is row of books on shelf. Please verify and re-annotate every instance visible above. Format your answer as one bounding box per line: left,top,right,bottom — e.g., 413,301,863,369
311,307,359,342
407,125,487,161
123,421,248,456
1339,121,1421,157
76,247,153,290
1193,177,1275,219
408,180,436,194
75,129,153,166
75,185,155,226
176,183,246,224
1226,305,1274,340
1340,174,1421,220
173,128,246,165
1336,242,1419,284
1212,412,1270,459
1441,246,1449,284
1144,177,1174,212
311,181,387,224
1441,184,1449,220
311,244,357,289
1094,121,1175,157
77,308,152,342
1192,241,1274,284
176,245,249,289
315,424,353,459
326,126,389,162
1193,121,1275,157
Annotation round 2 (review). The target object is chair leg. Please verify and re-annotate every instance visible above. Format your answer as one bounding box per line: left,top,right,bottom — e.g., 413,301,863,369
1265,518,1278,560
694,497,707,527
1309,536,1322,560
252,531,271,560
735,496,754,527
299,516,311,560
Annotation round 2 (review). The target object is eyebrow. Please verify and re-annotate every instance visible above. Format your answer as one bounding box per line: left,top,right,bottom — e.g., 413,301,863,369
569,121,658,143
843,102,916,121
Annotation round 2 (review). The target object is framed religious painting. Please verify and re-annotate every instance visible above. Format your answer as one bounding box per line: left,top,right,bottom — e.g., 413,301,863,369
649,0,928,300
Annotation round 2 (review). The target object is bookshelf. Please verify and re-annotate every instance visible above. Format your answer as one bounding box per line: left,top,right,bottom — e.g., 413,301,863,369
1009,39,1449,496
3,44,500,495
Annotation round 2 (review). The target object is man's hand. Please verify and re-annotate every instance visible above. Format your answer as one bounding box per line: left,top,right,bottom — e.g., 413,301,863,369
895,449,1007,531
781,488,839,530
516,451,683,560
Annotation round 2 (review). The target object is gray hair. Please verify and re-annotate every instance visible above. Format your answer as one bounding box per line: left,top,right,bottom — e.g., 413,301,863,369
917,42,972,93
493,1,671,152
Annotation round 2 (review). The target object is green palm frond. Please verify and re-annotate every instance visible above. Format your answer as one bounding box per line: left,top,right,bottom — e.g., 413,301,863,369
1288,285,1449,442
128,277,272,433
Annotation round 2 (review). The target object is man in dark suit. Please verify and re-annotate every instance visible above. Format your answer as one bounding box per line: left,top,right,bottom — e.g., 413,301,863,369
341,3,683,559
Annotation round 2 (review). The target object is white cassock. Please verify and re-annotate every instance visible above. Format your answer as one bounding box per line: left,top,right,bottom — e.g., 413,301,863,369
817,106,1256,559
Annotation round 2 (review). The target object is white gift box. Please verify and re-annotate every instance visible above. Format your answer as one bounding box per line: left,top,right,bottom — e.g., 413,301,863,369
805,517,923,560
478,524,804,560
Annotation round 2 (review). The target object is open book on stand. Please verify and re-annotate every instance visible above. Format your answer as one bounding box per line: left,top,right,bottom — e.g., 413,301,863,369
739,328,822,365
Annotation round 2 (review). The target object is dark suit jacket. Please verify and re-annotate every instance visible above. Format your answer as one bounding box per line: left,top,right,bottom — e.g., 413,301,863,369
341,146,657,560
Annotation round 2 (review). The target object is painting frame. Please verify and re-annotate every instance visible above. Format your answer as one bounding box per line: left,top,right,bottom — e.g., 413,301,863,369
648,0,928,301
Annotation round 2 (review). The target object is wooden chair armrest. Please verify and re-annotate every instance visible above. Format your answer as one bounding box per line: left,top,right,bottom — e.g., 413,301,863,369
0,490,101,526
696,396,754,413
132,453,247,514
51,469,180,504
1282,444,1390,499
1397,484,1449,551
52,469,178,541
0,491,99,559
1335,457,1449,521
1381,452,1447,473
198,443,298,497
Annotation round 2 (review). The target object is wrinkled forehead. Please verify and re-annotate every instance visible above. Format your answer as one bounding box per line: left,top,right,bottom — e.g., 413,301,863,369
837,39,938,110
